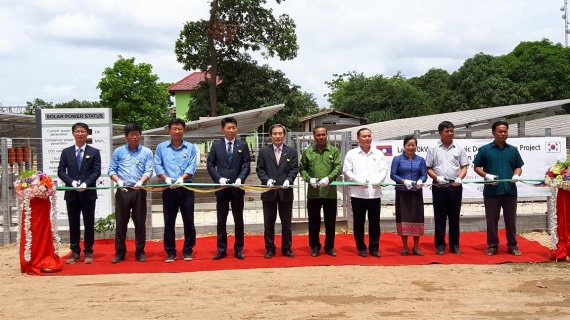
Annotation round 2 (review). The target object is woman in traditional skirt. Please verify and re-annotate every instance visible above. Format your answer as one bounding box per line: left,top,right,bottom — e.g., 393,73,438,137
390,135,427,256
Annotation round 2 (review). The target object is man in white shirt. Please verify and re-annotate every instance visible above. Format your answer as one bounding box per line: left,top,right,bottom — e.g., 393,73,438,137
343,128,388,257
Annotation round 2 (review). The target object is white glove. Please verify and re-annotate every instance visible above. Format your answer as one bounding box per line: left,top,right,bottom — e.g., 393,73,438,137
164,177,173,185
134,180,143,188
116,179,125,187
484,174,497,181
318,176,330,187
267,179,276,186
309,177,318,188
436,176,447,184
416,179,423,189
71,180,79,188
454,177,462,184
403,179,414,190
511,174,520,182
282,180,290,187
175,177,184,185
234,178,242,186
77,182,87,192
219,177,228,185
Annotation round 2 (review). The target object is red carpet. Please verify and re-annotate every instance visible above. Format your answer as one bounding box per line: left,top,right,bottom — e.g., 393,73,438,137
53,230,550,276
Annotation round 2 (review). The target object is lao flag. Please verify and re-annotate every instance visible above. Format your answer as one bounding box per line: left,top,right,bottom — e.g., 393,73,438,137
376,145,393,156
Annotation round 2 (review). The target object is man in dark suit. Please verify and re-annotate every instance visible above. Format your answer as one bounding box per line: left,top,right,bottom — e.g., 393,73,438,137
207,117,251,260
57,122,102,264
256,124,299,258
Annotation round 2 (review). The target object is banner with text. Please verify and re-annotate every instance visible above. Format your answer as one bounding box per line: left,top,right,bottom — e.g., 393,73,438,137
374,137,566,200
39,108,113,219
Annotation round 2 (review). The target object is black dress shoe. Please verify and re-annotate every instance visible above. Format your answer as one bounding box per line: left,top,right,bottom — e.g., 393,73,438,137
508,247,522,256
136,254,147,262
235,251,245,260
283,250,295,258
264,250,275,259
358,250,367,257
325,249,336,257
310,248,320,257
485,247,498,256
213,251,228,260
84,253,93,264
370,250,381,257
450,246,462,254
65,252,80,264
112,255,125,264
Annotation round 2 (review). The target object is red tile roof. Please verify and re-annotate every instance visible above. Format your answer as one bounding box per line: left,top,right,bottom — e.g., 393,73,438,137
168,71,221,93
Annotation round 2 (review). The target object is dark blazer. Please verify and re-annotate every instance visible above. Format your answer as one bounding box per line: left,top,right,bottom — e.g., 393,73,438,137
207,138,251,197
256,144,299,202
57,144,102,201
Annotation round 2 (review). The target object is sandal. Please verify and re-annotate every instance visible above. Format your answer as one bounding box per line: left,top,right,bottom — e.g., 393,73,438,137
413,248,424,256
401,247,409,256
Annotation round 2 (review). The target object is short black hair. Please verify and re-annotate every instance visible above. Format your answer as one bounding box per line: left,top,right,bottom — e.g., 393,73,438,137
492,120,509,132
221,117,237,128
269,124,287,135
438,121,454,133
403,135,417,145
72,122,89,132
168,118,186,129
312,126,327,134
124,123,142,135
357,127,371,137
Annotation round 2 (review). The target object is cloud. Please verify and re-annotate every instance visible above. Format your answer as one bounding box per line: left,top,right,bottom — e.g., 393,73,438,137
0,0,565,107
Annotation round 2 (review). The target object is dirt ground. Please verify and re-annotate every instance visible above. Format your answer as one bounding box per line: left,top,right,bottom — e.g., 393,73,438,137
0,232,569,320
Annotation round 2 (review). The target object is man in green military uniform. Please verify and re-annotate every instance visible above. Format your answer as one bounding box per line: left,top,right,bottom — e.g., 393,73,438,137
299,126,343,257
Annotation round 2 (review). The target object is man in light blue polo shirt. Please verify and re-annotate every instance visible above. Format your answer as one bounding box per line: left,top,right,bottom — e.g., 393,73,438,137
154,118,199,263
108,123,154,263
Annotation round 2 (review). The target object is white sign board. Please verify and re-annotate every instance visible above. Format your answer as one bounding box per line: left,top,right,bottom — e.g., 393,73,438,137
374,137,566,200
39,108,113,219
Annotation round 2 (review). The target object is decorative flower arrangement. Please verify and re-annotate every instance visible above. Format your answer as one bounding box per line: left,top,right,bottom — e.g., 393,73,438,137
13,170,61,262
545,160,570,189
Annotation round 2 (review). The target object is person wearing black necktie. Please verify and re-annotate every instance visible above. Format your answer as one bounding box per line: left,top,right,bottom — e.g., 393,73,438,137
57,122,101,264
207,117,251,260
256,124,299,258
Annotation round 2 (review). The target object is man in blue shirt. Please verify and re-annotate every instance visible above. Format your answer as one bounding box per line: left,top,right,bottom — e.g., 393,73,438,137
108,123,154,263
473,121,524,256
154,118,199,263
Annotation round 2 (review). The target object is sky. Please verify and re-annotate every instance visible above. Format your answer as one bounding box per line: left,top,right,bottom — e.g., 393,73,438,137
0,0,565,108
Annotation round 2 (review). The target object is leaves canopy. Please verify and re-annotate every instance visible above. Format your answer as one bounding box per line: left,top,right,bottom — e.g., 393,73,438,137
187,57,318,131
175,0,298,116
97,56,171,129
327,39,570,121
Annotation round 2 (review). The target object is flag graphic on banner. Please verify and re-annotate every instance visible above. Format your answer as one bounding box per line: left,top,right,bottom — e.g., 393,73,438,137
376,145,393,156
545,142,561,153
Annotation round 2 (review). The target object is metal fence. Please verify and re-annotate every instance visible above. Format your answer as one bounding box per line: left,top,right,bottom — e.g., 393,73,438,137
0,131,551,246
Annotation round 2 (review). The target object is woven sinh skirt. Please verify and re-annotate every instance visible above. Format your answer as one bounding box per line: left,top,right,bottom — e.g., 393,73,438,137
395,190,424,236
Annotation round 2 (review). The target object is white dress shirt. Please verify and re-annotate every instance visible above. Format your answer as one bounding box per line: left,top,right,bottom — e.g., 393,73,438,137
343,146,388,199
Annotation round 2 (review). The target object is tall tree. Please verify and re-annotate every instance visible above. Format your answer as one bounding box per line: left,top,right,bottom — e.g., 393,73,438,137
187,57,318,131
97,56,171,129
175,0,298,116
